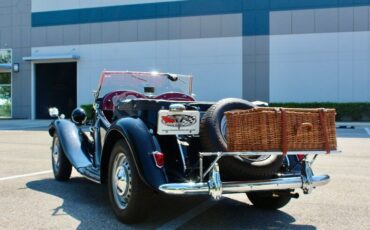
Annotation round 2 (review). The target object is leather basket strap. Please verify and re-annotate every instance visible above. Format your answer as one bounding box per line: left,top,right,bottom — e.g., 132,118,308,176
319,109,331,154
281,108,288,156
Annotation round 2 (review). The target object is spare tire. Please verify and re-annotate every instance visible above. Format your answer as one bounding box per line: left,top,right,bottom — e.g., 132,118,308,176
200,98,284,180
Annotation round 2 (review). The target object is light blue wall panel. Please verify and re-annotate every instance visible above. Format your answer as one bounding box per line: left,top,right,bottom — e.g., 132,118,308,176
270,31,370,102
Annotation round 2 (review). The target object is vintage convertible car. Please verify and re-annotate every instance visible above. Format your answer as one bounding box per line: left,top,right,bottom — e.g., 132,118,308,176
48,71,336,223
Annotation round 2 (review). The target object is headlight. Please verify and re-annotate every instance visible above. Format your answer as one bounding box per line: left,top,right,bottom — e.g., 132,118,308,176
48,107,59,118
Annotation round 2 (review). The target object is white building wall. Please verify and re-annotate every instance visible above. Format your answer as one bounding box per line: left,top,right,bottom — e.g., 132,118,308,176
31,37,243,106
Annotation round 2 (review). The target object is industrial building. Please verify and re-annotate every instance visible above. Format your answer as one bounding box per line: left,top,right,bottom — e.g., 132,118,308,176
0,0,369,119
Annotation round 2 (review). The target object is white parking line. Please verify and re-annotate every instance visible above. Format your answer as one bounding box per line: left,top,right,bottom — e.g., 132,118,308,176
365,128,370,137
0,170,52,181
157,200,216,230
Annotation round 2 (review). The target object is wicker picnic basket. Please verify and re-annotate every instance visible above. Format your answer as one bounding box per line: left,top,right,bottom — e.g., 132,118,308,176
225,108,337,154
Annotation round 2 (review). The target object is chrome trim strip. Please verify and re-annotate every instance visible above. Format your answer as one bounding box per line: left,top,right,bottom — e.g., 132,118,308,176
23,54,80,61
159,182,209,195
0,63,12,70
159,175,330,196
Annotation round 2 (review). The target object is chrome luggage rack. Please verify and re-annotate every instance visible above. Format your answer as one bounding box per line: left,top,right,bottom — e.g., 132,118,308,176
159,150,341,200
199,150,341,182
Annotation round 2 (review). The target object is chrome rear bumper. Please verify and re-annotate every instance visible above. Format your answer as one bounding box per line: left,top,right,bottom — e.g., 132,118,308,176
159,174,330,198
159,150,336,199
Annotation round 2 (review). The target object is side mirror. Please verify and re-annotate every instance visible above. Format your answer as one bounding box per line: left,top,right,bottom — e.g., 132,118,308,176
49,107,59,118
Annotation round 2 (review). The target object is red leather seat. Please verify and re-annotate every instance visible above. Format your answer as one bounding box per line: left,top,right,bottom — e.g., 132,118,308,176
155,92,195,101
101,91,146,122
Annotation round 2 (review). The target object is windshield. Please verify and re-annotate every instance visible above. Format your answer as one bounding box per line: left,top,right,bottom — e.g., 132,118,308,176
97,71,192,99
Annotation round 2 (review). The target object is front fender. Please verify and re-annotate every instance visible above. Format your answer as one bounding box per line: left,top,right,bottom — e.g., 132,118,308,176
101,117,167,190
48,119,92,169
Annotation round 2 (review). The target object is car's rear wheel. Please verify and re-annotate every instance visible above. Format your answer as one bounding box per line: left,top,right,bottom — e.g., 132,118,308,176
247,191,291,209
107,140,154,224
200,98,284,180
51,135,72,181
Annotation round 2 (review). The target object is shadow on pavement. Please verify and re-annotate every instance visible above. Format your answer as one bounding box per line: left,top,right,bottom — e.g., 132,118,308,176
26,177,206,229
26,177,316,229
179,197,316,230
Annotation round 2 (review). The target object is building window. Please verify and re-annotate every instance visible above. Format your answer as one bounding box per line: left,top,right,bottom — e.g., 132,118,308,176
0,49,12,118
0,50,11,64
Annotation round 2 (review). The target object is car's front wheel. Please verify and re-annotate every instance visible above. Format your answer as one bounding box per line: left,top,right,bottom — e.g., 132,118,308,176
107,140,154,224
51,134,72,181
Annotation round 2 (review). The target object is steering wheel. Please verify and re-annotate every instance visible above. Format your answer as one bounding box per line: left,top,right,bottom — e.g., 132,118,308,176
101,91,146,111
112,91,146,106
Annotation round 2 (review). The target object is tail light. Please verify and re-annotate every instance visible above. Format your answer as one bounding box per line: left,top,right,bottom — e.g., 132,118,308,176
297,154,305,161
153,151,165,168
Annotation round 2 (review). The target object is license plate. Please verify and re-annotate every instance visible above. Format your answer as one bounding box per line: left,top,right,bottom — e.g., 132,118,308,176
157,110,200,135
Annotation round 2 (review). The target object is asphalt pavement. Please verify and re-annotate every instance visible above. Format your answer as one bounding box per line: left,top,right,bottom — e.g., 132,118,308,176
0,121,369,229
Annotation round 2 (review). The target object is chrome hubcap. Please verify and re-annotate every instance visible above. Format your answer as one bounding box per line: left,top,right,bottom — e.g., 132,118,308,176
220,116,227,139
52,138,60,171
112,153,131,209
220,115,270,162
116,166,128,196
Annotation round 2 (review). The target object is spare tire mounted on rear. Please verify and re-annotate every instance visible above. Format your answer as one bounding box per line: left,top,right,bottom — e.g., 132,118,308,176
200,98,284,180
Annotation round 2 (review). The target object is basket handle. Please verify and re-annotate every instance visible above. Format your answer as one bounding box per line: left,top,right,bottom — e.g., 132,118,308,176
296,122,313,136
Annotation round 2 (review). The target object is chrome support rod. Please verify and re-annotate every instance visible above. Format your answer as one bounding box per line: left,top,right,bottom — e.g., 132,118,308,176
202,152,222,180
199,154,203,182
301,159,314,194
200,150,341,157
176,135,187,172
310,154,319,166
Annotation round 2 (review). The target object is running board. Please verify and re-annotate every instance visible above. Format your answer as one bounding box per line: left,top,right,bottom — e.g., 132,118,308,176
77,166,101,183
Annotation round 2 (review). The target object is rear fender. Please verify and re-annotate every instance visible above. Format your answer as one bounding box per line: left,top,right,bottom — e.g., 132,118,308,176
101,117,167,190
49,119,92,169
